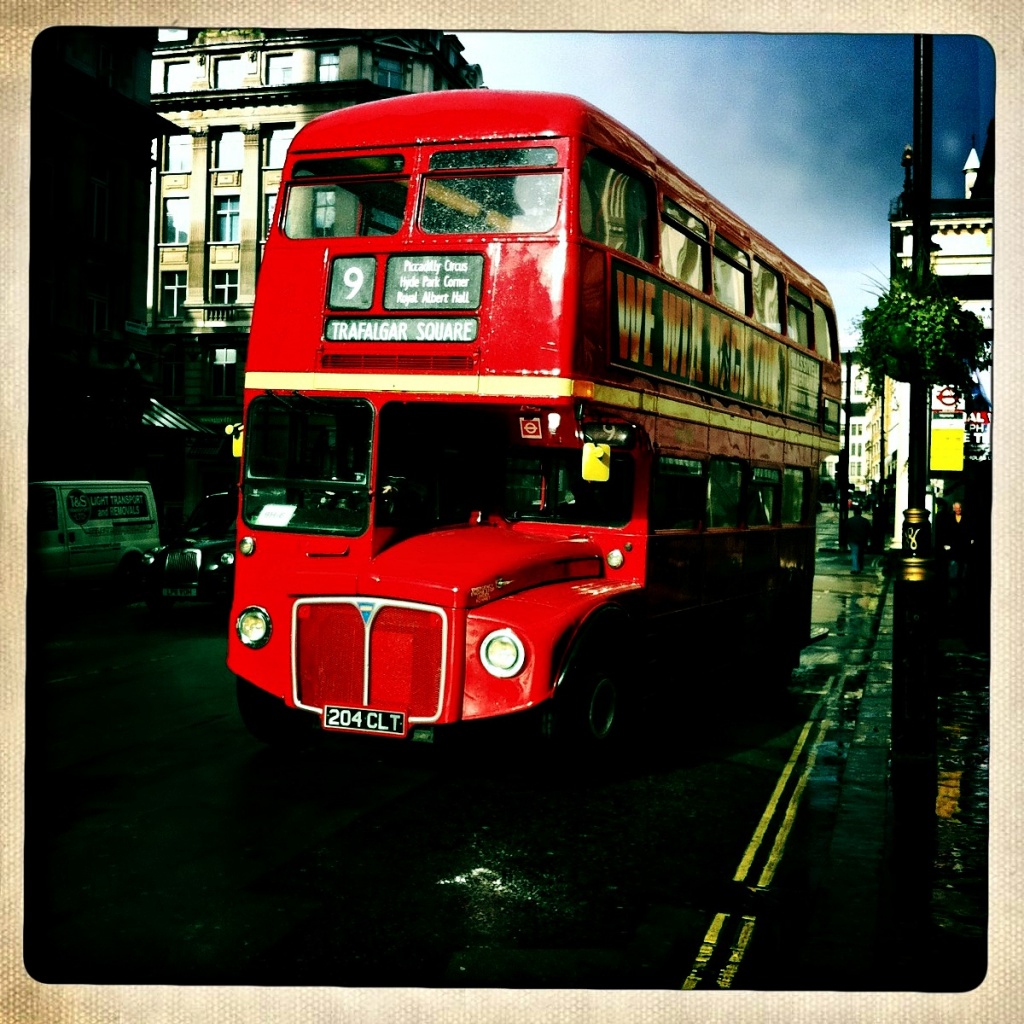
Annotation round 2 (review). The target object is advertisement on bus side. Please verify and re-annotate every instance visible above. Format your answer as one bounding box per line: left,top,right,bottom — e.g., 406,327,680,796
610,259,821,422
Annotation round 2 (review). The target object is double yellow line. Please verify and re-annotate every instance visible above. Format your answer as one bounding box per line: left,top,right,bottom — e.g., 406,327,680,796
682,674,842,989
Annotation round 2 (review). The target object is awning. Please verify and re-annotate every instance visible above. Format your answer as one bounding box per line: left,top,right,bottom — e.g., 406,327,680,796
142,398,215,433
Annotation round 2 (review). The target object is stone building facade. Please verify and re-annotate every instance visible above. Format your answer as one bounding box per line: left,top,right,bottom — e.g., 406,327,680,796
146,29,482,523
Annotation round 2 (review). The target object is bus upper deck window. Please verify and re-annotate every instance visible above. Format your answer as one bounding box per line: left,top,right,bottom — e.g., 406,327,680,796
752,259,782,332
579,152,651,261
660,199,707,291
420,173,561,235
429,147,559,170
787,286,812,348
813,301,836,360
712,235,750,314
283,155,408,239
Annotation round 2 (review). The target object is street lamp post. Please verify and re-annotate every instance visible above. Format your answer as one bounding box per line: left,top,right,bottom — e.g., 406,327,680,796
837,347,853,550
890,32,938,912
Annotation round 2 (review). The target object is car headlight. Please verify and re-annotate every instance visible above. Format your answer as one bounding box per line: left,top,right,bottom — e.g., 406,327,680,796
480,628,526,678
220,552,235,565
142,552,157,565
236,606,272,648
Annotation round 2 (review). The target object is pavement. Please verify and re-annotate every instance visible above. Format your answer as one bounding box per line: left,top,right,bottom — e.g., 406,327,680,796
800,510,990,993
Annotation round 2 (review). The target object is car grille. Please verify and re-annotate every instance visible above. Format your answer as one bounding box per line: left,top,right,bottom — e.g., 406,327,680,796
165,548,200,582
294,599,446,722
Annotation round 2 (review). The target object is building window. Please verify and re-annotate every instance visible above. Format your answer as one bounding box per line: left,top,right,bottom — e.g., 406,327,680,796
160,270,187,318
213,196,240,242
162,344,185,397
264,192,278,239
166,134,192,173
87,294,109,335
211,270,239,306
266,126,297,169
215,57,245,89
317,51,340,82
90,178,108,241
376,56,404,89
162,197,189,243
211,347,238,397
165,61,192,92
214,130,244,170
267,54,294,86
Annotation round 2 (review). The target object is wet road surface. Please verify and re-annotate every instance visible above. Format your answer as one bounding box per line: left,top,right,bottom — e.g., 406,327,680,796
24,557,893,989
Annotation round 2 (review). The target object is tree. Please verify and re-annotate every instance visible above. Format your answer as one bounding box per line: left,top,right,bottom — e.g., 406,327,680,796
855,267,989,401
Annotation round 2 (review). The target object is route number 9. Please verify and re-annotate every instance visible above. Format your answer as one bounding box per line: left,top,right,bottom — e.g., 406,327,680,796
343,266,364,299
329,257,375,309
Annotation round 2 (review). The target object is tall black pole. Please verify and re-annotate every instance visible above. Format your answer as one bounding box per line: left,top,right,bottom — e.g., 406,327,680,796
838,348,853,551
891,33,938,931
907,33,933,519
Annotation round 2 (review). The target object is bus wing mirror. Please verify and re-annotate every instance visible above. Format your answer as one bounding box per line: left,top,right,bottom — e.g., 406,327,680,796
581,442,611,482
224,423,244,458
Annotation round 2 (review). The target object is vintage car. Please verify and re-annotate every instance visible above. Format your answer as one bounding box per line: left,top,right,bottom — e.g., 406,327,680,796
141,491,237,610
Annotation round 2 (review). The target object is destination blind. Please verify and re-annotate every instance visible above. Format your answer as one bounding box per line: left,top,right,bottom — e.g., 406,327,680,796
325,317,478,342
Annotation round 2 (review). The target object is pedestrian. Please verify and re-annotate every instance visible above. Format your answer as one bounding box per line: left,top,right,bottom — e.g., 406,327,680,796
937,500,974,584
846,505,871,574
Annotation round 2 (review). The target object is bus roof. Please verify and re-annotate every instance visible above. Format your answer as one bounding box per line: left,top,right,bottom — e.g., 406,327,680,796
291,90,634,155
288,90,831,304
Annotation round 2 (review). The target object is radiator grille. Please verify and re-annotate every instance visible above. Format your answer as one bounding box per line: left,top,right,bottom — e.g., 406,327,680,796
369,606,445,718
294,599,445,721
295,603,364,710
164,548,200,582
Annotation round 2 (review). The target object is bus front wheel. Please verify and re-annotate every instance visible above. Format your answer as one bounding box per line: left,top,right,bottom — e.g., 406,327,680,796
235,677,313,747
551,662,626,750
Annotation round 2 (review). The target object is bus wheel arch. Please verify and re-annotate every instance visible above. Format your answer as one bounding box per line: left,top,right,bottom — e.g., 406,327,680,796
548,603,635,747
235,676,314,747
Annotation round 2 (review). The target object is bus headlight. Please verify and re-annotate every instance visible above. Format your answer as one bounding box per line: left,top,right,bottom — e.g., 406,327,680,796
236,606,272,648
480,629,526,678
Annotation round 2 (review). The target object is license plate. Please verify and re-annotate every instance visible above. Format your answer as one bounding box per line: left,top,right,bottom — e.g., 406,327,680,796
323,705,407,738
163,587,197,598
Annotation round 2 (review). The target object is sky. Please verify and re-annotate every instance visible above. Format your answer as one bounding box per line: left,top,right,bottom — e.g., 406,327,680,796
455,32,996,349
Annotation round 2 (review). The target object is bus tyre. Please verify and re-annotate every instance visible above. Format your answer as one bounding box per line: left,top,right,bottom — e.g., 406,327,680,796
235,677,313,747
554,660,627,751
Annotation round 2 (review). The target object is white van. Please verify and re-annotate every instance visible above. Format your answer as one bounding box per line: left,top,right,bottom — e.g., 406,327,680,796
29,480,161,589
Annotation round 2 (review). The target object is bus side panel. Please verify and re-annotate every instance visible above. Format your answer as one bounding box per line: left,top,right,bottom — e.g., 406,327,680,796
646,532,704,616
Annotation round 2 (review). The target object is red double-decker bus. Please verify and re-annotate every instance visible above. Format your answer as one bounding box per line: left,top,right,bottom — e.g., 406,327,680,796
228,90,841,748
